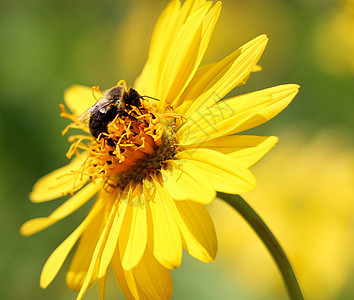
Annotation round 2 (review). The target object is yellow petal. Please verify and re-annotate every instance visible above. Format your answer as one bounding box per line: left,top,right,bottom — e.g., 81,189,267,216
160,160,215,204
120,186,147,271
225,135,278,166
252,64,262,72
64,85,96,116
132,248,173,300
123,270,148,300
173,62,216,109
228,84,300,134
98,275,106,300
175,63,260,111
164,2,222,106
136,0,196,96
180,34,268,116
135,0,182,95
179,84,299,145
176,148,256,194
113,245,151,299
65,218,103,291
39,198,105,289
65,193,114,291
111,248,136,300
177,200,217,261
76,197,119,300
30,155,89,203
21,182,99,236
157,2,213,105
149,176,182,269
182,135,279,168
136,0,214,97
98,190,128,278
168,197,217,262
135,0,222,108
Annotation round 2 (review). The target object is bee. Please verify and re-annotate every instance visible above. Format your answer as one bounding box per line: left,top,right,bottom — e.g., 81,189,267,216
79,85,145,139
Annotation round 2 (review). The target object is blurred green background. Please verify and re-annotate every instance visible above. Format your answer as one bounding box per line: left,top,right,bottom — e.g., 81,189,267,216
1,0,353,299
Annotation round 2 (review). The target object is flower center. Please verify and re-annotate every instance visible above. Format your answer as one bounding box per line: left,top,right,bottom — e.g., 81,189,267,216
61,91,180,192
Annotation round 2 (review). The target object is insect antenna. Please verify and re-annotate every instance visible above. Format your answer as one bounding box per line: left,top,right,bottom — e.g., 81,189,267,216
140,95,160,101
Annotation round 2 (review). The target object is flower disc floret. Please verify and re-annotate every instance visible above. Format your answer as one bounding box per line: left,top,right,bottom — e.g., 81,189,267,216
63,94,180,193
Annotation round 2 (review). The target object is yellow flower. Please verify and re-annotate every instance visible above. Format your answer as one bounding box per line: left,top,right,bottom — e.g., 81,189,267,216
21,0,299,299
212,129,354,300
313,0,354,75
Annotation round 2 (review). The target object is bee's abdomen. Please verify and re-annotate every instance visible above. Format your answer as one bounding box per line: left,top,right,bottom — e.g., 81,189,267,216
89,107,118,139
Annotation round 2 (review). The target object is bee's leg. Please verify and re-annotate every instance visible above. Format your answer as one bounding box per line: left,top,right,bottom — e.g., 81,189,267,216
117,110,147,124
127,106,142,117
117,110,129,118
133,106,144,116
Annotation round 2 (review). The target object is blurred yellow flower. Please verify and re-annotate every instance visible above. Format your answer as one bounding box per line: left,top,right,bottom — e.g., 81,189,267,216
313,0,354,75
21,0,299,299
212,129,354,300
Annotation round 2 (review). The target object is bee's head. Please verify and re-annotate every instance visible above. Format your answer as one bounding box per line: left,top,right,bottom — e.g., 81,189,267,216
125,88,141,107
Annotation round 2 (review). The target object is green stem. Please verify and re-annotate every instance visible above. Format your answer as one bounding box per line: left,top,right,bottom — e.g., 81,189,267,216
218,192,304,300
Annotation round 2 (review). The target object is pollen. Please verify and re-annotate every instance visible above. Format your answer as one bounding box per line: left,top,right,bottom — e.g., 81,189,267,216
61,98,179,192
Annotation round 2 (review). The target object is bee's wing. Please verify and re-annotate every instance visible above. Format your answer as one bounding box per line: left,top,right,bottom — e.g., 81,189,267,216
78,99,113,122
79,106,95,122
